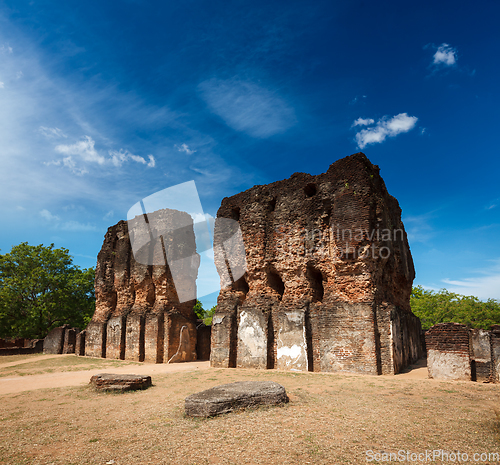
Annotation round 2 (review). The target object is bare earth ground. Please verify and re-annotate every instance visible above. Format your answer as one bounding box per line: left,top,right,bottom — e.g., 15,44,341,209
0,355,499,465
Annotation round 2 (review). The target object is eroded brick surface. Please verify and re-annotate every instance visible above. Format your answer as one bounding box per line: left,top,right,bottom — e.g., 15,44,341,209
211,152,422,375
85,210,199,363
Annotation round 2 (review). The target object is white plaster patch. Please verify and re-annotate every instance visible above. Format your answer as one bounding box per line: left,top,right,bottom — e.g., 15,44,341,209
285,311,302,323
427,349,471,381
276,315,308,371
238,311,266,359
277,344,303,360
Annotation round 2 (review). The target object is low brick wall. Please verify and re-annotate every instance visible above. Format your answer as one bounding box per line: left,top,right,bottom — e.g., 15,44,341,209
426,323,500,382
426,323,471,381
0,338,44,355
0,347,43,356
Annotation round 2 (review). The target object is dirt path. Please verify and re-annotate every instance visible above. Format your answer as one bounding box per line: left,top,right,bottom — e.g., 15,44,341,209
0,355,429,396
0,360,211,395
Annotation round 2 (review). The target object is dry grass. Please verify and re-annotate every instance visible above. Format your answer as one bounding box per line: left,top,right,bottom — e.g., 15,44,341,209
0,356,499,464
0,355,141,378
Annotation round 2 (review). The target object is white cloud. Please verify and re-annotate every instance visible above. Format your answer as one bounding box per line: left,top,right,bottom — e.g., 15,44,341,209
0,82,4,89
55,135,105,165
436,258,500,300
198,78,296,138
433,43,457,67
442,274,500,301
349,95,367,105
109,149,156,168
0,44,13,54
59,221,97,232
354,113,418,149
39,126,67,139
0,24,249,235
16,71,23,79
352,117,374,127
403,212,435,244
40,209,60,222
39,209,96,231
176,143,196,155
147,155,156,168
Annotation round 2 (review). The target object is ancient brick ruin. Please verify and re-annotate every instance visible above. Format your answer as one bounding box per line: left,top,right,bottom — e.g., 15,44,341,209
211,152,422,375
85,209,198,363
426,323,500,382
425,323,471,381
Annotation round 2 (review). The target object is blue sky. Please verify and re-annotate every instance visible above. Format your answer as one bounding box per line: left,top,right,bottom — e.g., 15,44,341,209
1,0,499,308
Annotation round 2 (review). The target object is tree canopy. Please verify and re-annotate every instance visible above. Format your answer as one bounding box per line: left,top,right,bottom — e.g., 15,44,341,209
193,300,217,326
411,285,500,330
0,242,95,339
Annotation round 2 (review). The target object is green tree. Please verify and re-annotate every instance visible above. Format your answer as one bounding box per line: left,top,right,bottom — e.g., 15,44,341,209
0,242,95,339
203,305,217,326
193,299,205,320
192,300,217,325
411,285,500,330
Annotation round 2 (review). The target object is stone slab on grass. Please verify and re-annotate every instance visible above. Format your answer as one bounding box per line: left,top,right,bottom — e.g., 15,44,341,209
89,373,152,392
185,381,288,417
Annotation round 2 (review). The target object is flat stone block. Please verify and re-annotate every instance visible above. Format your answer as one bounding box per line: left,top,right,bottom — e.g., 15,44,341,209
185,381,289,417
89,373,152,392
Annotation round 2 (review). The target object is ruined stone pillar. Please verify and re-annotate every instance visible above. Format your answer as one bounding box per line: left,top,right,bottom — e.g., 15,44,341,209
86,209,199,363
211,152,420,375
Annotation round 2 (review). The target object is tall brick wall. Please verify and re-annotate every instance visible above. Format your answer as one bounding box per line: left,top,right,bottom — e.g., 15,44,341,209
85,209,199,363
211,152,422,375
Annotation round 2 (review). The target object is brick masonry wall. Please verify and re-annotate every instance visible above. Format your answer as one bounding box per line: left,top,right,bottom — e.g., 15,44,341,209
426,323,471,381
211,152,421,375
85,209,199,363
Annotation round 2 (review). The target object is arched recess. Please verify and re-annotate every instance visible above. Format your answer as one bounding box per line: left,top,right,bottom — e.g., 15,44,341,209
306,264,324,302
267,268,285,299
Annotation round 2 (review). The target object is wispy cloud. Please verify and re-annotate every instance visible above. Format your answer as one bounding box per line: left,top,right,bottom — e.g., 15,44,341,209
353,113,418,149
403,211,435,244
176,143,196,155
198,78,296,138
0,44,13,54
39,209,97,231
39,126,67,139
442,259,500,301
433,43,457,67
47,137,156,173
109,149,156,168
486,198,499,210
55,136,106,165
349,95,367,105
60,221,97,232
40,209,60,222
352,117,374,127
